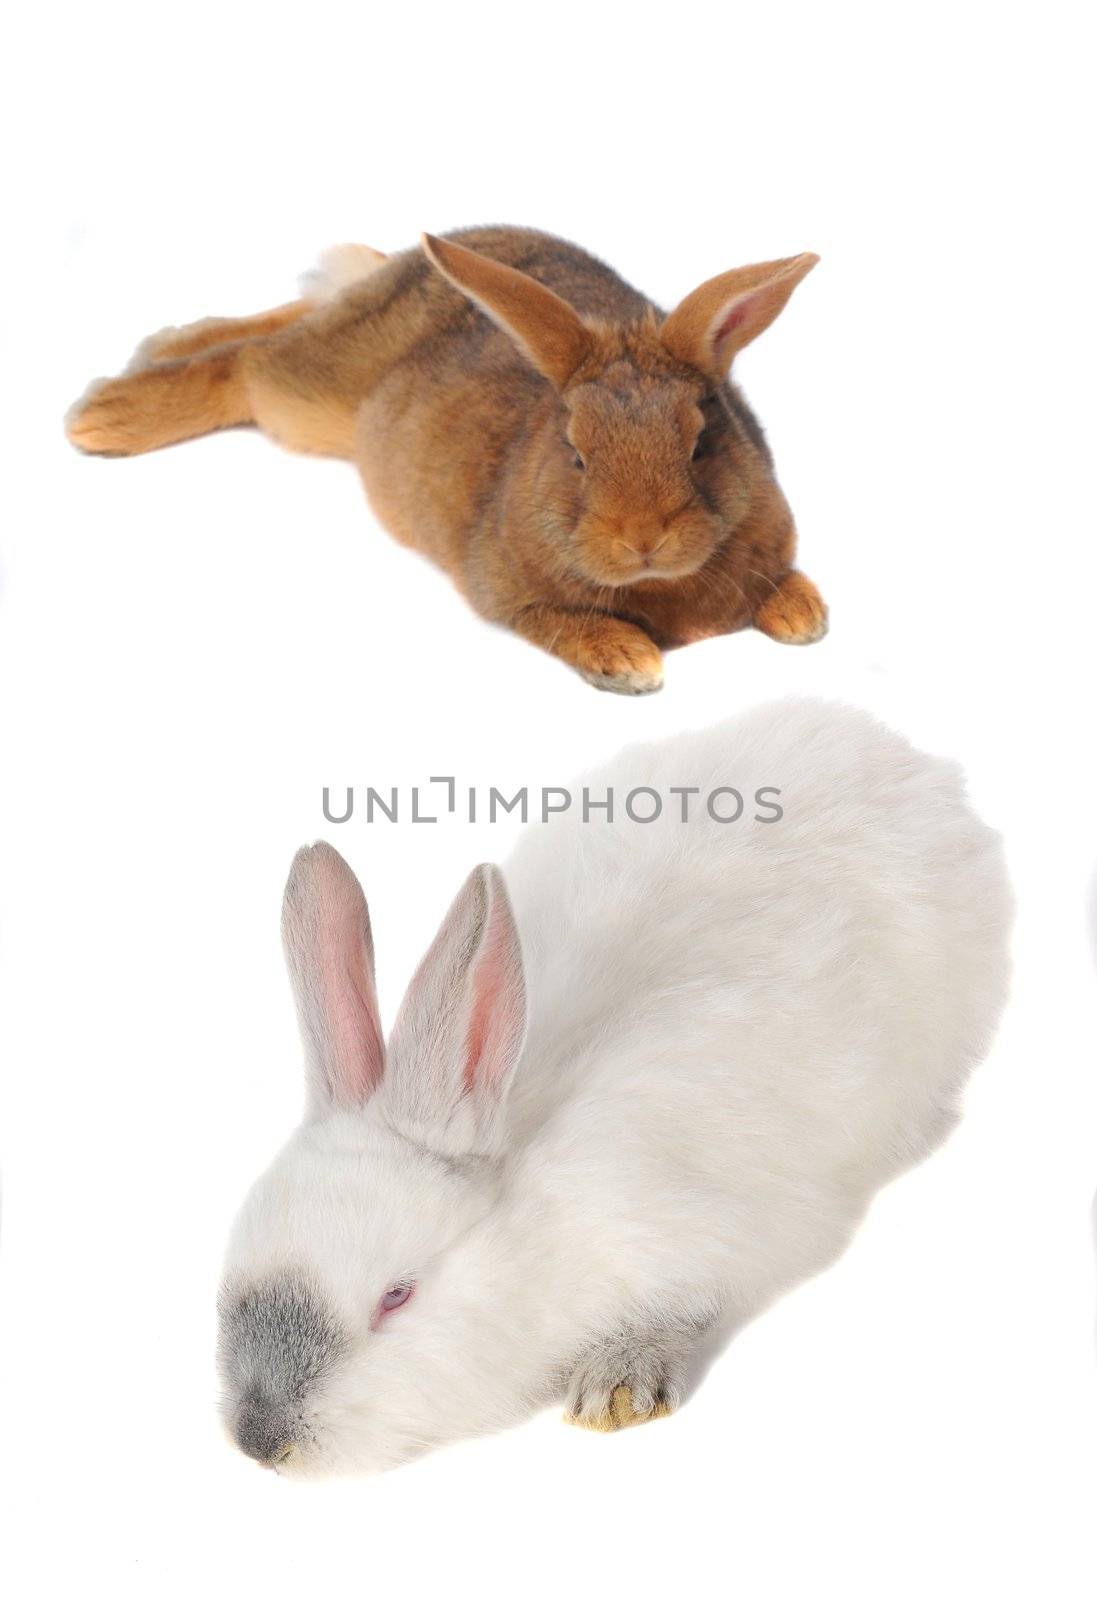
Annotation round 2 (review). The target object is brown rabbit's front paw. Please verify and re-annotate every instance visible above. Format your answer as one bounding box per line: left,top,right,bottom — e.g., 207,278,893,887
575,625,664,695
753,570,829,645
511,608,664,693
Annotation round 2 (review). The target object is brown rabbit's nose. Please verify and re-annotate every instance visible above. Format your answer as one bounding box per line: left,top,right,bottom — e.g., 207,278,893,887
620,531,672,566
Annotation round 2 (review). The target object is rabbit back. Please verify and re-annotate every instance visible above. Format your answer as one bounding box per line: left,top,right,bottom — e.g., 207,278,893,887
502,699,1012,1208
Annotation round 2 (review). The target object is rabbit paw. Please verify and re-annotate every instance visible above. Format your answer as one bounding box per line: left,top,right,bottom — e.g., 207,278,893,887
753,570,828,645
575,628,665,695
512,608,664,694
65,379,135,456
563,1333,686,1431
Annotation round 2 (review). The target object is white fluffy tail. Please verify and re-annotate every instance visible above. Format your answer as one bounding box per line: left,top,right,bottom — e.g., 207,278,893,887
299,243,389,303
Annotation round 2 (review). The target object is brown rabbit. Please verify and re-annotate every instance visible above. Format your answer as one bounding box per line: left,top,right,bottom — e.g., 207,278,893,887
66,227,827,692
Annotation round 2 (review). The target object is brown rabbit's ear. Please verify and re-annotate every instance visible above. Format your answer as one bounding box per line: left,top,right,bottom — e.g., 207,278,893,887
660,253,819,379
422,233,592,388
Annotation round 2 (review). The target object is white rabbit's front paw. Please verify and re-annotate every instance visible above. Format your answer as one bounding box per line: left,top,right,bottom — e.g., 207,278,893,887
563,1330,689,1432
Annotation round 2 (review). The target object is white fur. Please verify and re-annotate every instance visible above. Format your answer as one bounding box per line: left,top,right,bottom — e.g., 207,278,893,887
220,698,1012,1475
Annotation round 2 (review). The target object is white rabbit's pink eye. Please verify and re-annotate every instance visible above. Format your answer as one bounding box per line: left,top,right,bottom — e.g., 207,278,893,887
379,1283,413,1314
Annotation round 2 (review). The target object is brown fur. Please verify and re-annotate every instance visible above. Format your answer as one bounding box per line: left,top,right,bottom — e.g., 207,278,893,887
66,227,828,691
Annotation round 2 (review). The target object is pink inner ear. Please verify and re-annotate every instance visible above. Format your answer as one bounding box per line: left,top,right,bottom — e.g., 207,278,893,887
386,864,526,1120
330,953,385,1103
463,889,524,1100
714,294,754,345
463,913,512,1096
285,843,385,1108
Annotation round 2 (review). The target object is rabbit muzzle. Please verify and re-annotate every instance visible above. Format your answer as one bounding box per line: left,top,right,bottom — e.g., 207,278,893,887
574,503,721,586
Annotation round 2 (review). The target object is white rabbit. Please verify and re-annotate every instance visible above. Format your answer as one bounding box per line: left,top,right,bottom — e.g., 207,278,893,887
217,699,1012,1475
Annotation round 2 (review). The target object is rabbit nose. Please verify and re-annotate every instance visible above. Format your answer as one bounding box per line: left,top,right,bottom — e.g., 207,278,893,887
621,531,671,564
235,1398,294,1467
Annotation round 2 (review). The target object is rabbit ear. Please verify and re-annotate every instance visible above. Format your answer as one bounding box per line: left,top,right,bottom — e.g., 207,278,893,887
660,252,819,379
385,864,527,1150
281,843,385,1110
421,233,592,388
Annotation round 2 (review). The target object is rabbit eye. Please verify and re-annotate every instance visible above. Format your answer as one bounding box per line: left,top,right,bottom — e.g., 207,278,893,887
379,1283,413,1314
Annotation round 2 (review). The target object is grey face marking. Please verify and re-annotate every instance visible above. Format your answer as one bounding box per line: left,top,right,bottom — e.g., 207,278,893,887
218,1274,349,1465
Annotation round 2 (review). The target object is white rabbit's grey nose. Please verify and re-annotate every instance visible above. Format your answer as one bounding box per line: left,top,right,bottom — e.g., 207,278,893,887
235,1398,294,1467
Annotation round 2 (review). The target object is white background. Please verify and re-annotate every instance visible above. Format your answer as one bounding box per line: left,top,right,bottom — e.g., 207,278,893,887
1,3,1094,1595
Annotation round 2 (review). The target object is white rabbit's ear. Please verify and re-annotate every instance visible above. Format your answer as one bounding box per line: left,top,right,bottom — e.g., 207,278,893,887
421,233,592,388
281,842,385,1111
660,252,819,379
385,864,526,1151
